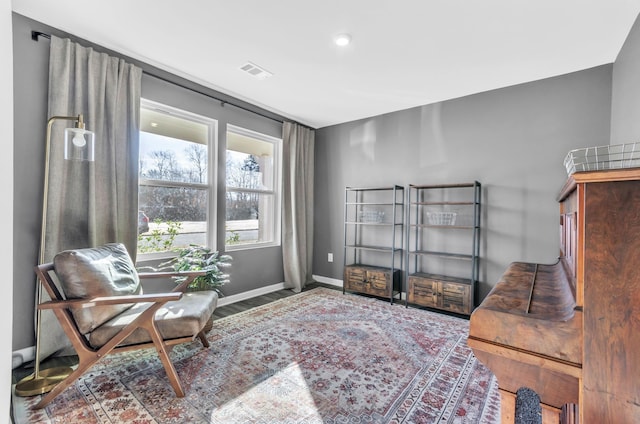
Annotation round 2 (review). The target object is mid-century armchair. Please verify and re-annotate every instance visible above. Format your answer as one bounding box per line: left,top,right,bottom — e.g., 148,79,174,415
32,243,218,409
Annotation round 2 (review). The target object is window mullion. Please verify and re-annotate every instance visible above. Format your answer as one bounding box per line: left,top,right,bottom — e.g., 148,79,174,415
226,187,274,195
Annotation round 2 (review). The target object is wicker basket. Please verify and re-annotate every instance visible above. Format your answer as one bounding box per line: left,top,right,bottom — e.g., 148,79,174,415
358,209,385,223
564,142,640,176
427,211,457,226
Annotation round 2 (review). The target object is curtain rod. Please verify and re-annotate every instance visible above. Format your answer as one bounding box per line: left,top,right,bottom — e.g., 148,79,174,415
31,30,293,127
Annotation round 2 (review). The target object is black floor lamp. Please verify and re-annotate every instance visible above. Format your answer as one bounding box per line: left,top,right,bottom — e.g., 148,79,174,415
15,114,95,397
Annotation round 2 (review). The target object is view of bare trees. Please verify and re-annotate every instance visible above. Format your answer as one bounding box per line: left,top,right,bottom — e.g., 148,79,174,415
225,153,262,220
139,144,208,222
141,144,207,183
139,143,263,223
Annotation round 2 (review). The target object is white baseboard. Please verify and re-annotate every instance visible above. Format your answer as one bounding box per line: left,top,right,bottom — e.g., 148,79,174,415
312,274,343,287
217,274,406,308
12,346,35,369
217,276,344,308
217,282,286,307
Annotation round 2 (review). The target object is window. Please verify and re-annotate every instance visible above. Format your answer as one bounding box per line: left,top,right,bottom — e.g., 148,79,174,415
138,99,217,257
226,125,281,249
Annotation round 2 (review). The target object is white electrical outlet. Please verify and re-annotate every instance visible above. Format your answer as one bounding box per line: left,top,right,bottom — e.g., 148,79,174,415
328,253,333,262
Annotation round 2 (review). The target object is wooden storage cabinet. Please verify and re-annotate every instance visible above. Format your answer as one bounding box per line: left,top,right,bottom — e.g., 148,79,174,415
343,185,404,303
408,273,471,314
344,265,401,299
405,182,481,316
407,274,440,308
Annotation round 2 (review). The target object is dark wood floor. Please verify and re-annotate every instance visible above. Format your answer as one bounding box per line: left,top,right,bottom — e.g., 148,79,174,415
12,281,341,385
213,281,339,319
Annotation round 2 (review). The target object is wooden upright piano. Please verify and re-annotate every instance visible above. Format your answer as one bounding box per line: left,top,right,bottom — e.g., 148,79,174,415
468,168,640,424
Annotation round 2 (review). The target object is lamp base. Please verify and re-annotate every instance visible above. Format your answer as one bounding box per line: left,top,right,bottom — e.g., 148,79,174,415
14,366,73,397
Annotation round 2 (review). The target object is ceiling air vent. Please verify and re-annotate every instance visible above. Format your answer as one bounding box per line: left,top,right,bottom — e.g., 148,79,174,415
239,61,273,80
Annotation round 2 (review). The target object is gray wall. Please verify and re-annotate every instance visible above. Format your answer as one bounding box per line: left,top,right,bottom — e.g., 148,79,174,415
13,13,50,353
313,65,613,303
12,13,284,351
611,14,640,144
3,0,16,417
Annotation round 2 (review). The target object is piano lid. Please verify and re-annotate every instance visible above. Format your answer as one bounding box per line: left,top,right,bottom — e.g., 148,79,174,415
469,260,582,365
479,261,576,322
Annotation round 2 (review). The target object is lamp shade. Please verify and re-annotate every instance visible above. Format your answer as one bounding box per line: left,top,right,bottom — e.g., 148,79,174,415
64,127,95,161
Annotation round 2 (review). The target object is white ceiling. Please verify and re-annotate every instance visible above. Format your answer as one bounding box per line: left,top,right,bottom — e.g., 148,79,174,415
12,1,640,129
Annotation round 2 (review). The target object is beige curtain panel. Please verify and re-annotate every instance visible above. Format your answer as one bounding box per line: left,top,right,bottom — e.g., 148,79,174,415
39,35,142,359
282,122,315,292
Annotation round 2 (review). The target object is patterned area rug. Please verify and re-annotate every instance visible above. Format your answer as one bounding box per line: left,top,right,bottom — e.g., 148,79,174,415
13,287,500,423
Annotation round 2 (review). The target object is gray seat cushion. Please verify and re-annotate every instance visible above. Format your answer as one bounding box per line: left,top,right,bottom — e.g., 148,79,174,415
88,290,218,348
53,243,141,334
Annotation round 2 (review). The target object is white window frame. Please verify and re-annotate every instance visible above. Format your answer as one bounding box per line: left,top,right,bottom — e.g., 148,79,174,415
138,98,218,260
225,124,282,251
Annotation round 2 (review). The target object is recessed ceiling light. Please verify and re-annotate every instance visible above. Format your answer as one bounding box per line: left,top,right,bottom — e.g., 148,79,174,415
334,33,352,47
150,122,159,127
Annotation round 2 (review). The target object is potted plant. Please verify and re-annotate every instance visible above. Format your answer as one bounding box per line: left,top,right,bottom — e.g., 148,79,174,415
155,245,232,333
158,244,232,295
